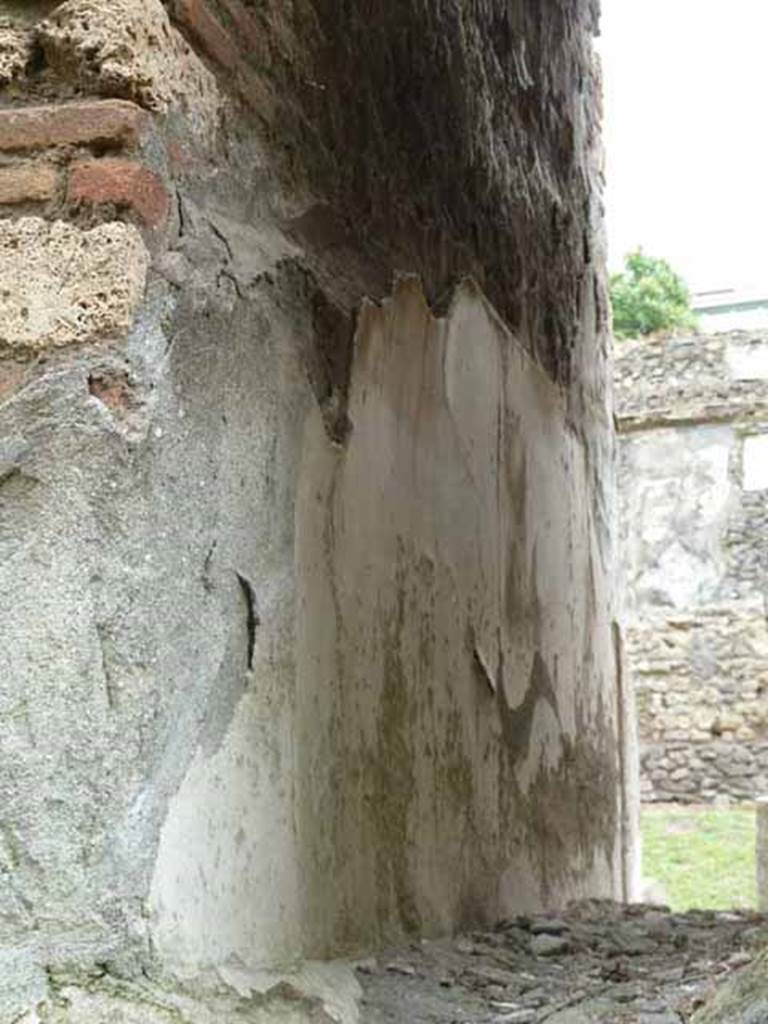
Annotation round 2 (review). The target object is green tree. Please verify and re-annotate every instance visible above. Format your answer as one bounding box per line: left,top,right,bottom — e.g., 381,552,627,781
609,249,697,339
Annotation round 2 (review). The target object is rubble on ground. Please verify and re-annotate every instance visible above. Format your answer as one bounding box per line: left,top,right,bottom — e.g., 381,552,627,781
357,899,768,1023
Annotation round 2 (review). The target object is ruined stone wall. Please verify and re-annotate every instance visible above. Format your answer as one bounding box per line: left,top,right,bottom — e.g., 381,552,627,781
616,332,768,803
0,2,626,1021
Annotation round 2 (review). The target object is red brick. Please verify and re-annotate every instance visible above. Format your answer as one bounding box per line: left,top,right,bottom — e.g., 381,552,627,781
68,159,170,231
0,162,58,204
88,369,134,414
217,0,263,56
236,64,278,124
0,101,148,154
172,0,240,69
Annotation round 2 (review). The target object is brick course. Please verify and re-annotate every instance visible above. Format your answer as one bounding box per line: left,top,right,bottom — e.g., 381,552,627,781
0,101,148,153
217,0,263,56
170,0,240,69
68,159,169,230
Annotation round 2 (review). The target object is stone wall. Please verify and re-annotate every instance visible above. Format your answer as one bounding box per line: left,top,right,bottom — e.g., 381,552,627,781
616,332,768,803
0,2,629,1021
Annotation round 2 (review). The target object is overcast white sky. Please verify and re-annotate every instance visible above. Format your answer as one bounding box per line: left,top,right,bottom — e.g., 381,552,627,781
597,1,768,293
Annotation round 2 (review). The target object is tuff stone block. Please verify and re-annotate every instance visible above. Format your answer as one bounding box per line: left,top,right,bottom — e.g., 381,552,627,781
0,217,148,355
0,26,33,83
38,0,222,138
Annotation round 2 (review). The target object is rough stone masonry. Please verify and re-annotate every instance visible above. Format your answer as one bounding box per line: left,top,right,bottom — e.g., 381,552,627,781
0,2,634,1021
616,332,768,804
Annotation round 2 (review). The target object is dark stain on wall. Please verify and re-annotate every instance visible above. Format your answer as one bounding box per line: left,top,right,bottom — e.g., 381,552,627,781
367,549,421,938
180,0,603,388
498,651,561,760
273,259,355,444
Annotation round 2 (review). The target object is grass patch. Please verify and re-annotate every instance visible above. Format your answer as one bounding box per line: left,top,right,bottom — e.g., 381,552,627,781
641,804,756,911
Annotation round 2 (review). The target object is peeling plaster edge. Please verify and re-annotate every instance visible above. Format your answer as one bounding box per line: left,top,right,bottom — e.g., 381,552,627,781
357,272,568,403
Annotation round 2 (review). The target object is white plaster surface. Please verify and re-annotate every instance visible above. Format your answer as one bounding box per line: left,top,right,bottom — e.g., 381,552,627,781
149,693,302,971
726,340,768,381
148,280,622,975
620,427,733,611
1,271,622,1017
743,434,768,491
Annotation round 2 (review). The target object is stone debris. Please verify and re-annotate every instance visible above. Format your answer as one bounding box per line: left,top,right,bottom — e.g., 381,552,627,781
531,918,570,936
385,961,418,977
530,933,571,957
357,899,768,1023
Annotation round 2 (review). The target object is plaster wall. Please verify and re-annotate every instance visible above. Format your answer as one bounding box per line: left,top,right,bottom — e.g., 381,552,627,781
0,0,626,1019
148,279,623,978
